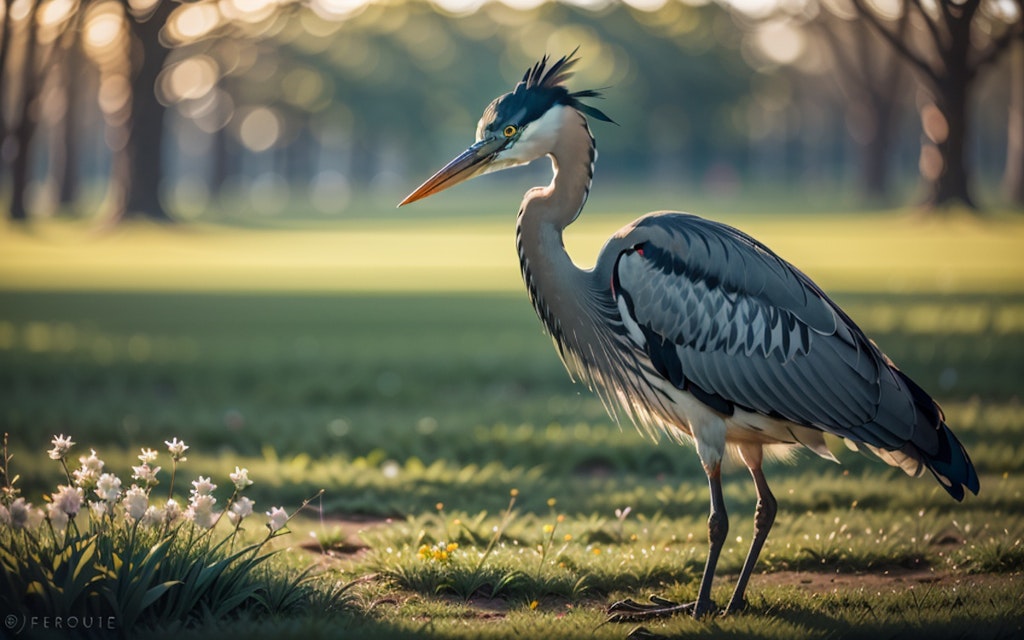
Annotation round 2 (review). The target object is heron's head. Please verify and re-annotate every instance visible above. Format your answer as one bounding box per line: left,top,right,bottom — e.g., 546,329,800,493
399,50,613,206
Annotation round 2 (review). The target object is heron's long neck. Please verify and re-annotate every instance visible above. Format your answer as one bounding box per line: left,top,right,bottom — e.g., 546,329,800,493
516,108,598,345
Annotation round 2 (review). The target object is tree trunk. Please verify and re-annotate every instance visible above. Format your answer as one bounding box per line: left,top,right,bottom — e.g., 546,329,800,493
929,76,975,209
1004,39,1024,208
57,22,84,213
0,0,17,184
9,1,41,222
120,0,175,223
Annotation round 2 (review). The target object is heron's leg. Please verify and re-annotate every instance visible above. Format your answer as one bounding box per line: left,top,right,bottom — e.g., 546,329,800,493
608,463,728,621
694,463,728,617
725,444,777,614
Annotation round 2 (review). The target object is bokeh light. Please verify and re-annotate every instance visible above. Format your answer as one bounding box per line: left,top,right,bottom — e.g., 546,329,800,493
921,104,949,145
39,0,77,37
238,106,281,152
753,19,806,65
160,56,220,104
310,170,352,214
863,0,903,20
82,2,127,63
220,0,280,24
621,0,669,11
97,74,130,118
308,0,369,20
168,2,222,42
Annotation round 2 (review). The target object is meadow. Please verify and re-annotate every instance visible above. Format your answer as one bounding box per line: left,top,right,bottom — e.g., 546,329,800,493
1,203,1023,638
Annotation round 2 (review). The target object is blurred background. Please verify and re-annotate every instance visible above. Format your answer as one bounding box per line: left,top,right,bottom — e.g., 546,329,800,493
0,0,1021,223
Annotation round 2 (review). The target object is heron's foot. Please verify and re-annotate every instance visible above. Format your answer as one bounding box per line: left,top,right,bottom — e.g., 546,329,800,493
607,595,717,622
724,596,747,615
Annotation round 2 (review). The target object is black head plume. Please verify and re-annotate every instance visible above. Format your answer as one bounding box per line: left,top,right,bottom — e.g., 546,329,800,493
479,49,615,138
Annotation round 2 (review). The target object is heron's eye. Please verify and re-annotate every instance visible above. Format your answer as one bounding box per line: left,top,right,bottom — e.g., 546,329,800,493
503,125,518,138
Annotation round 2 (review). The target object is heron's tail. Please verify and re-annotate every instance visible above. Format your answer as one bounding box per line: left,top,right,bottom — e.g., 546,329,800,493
845,369,980,501
900,371,980,501
923,419,980,501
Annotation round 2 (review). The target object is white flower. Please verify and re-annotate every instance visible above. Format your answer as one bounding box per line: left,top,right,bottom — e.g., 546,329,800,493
266,506,288,532
131,463,161,487
9,498,30,527
79,449,104,472
141,506,163,528
165,438,189,462
8,498,43,530
52,485,83,516
124,485,149,521
190,476,216,496
73,468,99,490
163,498,182,524
94,473,122,504
138,447,158,464
90,501,108,519
48,434,75,460
47,502,68,531
73,449,104,490
229,467,253,491
186,494,218,529
227,496,254,526
190,493,216,511
47,485,83,531
0,505,9,525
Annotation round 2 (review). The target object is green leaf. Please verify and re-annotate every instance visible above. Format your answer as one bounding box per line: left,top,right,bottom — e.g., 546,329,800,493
140,580,181,610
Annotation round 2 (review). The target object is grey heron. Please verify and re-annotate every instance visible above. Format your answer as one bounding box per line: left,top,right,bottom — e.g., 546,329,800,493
399,52,979,620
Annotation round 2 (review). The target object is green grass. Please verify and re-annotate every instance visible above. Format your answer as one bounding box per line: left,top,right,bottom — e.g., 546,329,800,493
3,205,1024,294
1,212,1023,637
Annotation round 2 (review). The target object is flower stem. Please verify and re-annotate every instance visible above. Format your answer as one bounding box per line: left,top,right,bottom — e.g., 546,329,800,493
474,492,517,574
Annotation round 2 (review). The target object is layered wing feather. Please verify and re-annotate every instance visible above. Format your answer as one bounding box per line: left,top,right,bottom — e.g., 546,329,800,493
609,213,978,499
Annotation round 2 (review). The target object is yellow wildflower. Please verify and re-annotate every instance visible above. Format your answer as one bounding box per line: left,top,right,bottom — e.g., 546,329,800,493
418,541,458,563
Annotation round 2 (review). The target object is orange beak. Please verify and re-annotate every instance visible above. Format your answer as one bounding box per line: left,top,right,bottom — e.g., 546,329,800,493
398,138,502,206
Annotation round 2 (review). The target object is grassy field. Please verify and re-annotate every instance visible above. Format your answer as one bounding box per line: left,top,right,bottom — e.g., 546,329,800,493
1,210,1023,638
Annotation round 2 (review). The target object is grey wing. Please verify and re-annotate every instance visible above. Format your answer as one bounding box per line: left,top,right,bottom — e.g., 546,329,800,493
608,213,931,452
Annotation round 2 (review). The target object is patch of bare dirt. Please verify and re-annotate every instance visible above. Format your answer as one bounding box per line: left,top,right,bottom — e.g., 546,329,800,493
297,514,394,558
752,568,1021,594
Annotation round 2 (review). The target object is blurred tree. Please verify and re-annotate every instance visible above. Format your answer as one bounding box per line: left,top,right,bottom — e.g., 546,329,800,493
3,0,94,221
8,0,42,223
851,0,1024,210
119,0,176,223
56,12,86,214
4,0,1016,223
0,0,14,150
1006,39,1024,206
813,5,911,201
